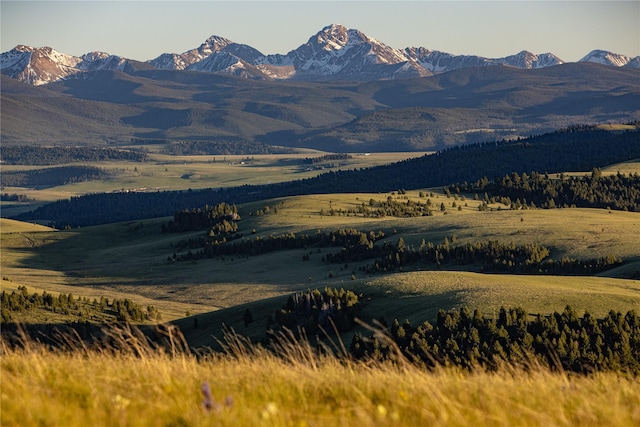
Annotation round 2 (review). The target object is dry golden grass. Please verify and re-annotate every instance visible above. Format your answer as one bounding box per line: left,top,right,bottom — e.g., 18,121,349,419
2,328,639,427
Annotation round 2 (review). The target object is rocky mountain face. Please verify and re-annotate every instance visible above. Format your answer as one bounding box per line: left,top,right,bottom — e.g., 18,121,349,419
2,24,638,85
0,45,149,85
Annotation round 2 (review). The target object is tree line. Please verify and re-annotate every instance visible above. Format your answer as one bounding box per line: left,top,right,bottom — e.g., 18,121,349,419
0,286,160,324
349,305,640,374
325,236,621,276
0,145,147,165
450,169,640,212
321,194,439,218
14,127,640,228
0,193,32,202
165,140,293,156
303,153,353,164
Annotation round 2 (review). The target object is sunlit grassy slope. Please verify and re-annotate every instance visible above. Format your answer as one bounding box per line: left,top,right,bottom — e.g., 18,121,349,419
2,337,639,427
3,185,639,329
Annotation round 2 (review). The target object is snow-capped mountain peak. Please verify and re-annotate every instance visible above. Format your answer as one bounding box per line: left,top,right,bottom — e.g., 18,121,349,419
579,49,635,67
256,23,426,80
147,34,263,72
0,45,81,85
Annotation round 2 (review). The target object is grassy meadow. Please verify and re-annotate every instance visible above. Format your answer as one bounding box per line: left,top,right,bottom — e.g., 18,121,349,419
3,333,640,427
2,155,640,426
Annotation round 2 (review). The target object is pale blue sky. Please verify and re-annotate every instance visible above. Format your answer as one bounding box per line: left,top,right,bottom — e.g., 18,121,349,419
1,1,638,62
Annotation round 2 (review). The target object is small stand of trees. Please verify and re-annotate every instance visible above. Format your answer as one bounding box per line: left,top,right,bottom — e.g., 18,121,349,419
272,288,362,335
161,202,240,233
1,286,160,324
320,196,434,218
0,166,109,188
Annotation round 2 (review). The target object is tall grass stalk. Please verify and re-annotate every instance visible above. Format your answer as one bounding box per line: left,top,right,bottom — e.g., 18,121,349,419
2,325,639,426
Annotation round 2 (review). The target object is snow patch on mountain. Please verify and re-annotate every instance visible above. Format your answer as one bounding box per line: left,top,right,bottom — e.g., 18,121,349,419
579,49,635,67
0,45,81,85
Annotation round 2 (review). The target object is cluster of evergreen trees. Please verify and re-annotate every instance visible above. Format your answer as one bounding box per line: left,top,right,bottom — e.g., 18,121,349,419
340,237,622,276
168,227,386,263
0,286,160,324
303,153,353,164
161,202,240,233
166,209,621,275
0,146,147,165
349,306,640,374
451,169,640,212
272,288,362,335
321,195,437,218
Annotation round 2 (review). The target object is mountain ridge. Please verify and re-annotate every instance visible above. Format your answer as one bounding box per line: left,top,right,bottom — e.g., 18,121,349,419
2,62,639,151
2,23,638,85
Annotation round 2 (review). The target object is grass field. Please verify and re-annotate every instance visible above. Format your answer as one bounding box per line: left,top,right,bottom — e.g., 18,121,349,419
2,330,639,427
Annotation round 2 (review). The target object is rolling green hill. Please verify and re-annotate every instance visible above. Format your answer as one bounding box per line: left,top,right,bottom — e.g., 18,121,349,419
3,186,639,336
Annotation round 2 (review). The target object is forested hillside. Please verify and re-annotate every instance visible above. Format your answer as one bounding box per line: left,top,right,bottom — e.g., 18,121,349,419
0,146,147,165
14,127,640,227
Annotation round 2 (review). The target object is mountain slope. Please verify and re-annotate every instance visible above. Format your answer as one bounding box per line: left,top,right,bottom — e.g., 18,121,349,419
2,63,639,150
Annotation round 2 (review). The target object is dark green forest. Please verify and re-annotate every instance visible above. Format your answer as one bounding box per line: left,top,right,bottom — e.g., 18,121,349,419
450,168,640,212
0,146,147,165
270,288,362,336
349,305,640,374
13,127,640,227
165,140,294,156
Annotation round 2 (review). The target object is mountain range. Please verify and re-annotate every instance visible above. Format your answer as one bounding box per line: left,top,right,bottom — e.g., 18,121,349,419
2,24,639,85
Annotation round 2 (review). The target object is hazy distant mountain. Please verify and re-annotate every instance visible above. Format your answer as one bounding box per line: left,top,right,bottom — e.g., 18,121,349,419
2,24,638,85
404,48,564,73
579,49,640,68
